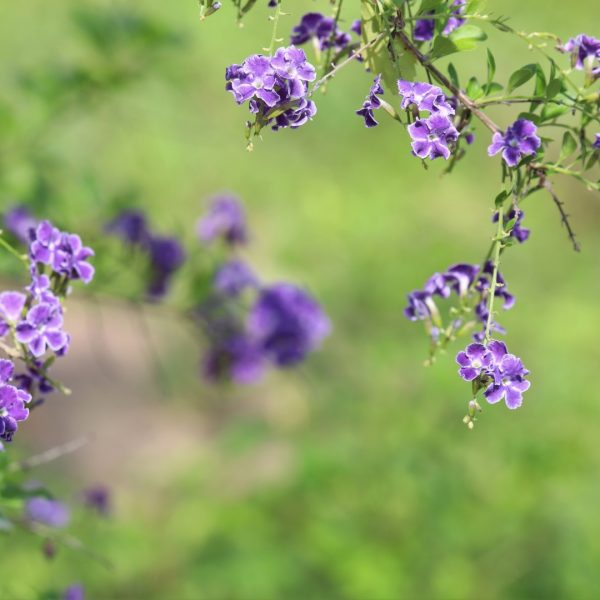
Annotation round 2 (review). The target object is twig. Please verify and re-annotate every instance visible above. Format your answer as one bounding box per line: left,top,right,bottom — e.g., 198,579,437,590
9,435,90,472
537,179,581,252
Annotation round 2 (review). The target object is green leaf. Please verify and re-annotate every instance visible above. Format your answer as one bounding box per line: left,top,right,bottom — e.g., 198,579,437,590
534,64,547,97
448,62,460,88
559,131,577,161
541,103,569,121
419,0,445,12
466,77,484,100
546,78,562,99
431,35,459,59
466,0,488,13
507,64,537,93
517,111,541,124
448,24,487,51
486,48,496,87
483,82,503,96
494,189,510,208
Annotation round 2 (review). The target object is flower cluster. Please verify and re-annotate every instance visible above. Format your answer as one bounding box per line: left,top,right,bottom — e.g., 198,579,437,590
0,216,96,446
195,197,330,385
107,210,185,300
398,81,458,160
414,0,467,42
290,12,357,53
226,46,317,132
456,340,530,410
560,34,600,77
488,119,541,167
356,75,385,128
404,260,514,342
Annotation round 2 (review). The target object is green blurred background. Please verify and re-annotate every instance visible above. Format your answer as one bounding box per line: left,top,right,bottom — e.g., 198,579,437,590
1,0,600,598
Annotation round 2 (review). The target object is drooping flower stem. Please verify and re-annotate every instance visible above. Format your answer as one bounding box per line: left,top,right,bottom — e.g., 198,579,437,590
0,233,28,267
321,0,344,78
267,0,283,56
484,204,505,344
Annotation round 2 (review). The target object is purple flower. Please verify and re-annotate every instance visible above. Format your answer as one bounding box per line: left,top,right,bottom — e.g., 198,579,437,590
147,236,186,300
493,208,530,244
271,96,317,130
53,234,95,284
0,359,31,444
445,263,479,296
63,584,85,600
248,284,330,367
483,341,531,409
408,114,459,160
197,195,248,246
3,205,37,244
25,497,70,528
82,485,111,516
271,46,316,82
414,13,435,42
29,221,62,266
397,81,455,116
14,360,55,397
229,54,280,106
106,210,150,246
456,343,493,381
203,334,265,384
593,133,600,150
443,0,466,36
356,75,385,128
290,13,335,46
561,34,600,71
404,290,433,321
0,291,26,337
214,260,258,297
15,300,68,357
487,119,541,167
351,19,361,37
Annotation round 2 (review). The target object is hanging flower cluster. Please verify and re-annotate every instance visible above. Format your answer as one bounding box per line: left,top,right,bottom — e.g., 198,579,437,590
226,46,317,133
0,216,95,447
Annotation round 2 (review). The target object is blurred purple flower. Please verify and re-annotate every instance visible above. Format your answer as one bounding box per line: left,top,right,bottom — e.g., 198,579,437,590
197,196,248,246
3,205,37,244
214,260,258,297
25,497,70,528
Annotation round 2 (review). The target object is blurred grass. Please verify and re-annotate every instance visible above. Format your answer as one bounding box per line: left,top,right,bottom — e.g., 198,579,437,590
1,0,600,598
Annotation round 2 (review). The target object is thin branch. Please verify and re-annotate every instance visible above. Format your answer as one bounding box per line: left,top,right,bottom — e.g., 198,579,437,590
9,435,90,472
538,179,581,252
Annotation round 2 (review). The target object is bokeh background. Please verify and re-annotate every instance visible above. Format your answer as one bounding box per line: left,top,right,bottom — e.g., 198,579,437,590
1,0,600,598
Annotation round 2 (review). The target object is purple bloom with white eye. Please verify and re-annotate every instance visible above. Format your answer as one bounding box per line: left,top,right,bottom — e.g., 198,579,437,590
483,342,531,409
197,195,247,246
456,343,493,381
0,291,26,337
53,234,95,284
25,497,70,528
408,114,459,160
214,260,258,297
593,134,600,150
271,46,316,82
15,300,68,357
356,75,385,128
561,34,600,71
106,210,150,246
397,81,455,116
0,359,31,444
493,208,530,244
443,0,467,36
63,584,85,600
414,13,435,42
248,284,330,367
488,119,541,167
29,221,62,266
3,205,37,244
228,54,280,107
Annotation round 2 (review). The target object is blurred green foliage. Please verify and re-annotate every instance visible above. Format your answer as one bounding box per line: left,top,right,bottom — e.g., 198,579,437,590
1,1,600,598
